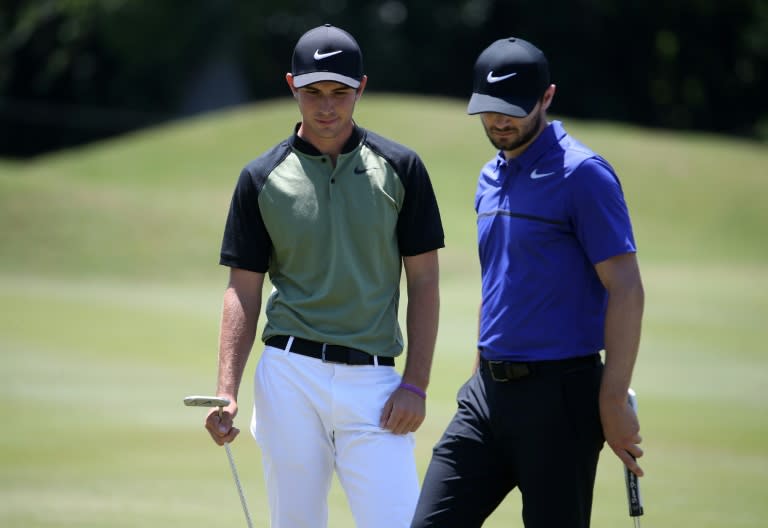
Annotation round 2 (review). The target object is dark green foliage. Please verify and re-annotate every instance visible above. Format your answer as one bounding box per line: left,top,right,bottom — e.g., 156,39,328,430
1,0,766,156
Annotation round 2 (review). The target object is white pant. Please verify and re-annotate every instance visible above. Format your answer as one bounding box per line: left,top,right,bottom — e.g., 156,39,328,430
251,345,419,528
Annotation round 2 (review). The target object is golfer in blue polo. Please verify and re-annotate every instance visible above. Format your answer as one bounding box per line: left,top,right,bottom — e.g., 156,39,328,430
411,37,645,528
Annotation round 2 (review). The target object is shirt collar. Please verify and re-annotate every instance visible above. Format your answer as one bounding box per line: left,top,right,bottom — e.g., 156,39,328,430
495,120,566,171
289,122,365,156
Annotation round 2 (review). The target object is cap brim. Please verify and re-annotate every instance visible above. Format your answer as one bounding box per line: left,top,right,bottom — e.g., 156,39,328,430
293,72,361,89
467,93,536,117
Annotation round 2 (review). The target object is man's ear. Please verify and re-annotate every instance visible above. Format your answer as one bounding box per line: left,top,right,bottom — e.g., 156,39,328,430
541,84,556,112
356,75,368,100
286,73,298,97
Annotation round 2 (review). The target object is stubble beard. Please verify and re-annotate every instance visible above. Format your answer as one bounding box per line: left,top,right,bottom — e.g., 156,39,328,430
485,111,543,152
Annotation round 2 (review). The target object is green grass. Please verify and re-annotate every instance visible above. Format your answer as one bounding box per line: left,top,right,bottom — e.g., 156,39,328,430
1,94,767,527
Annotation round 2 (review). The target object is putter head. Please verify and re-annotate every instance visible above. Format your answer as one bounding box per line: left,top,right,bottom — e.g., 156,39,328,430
627,388,638,412
183,395,231,408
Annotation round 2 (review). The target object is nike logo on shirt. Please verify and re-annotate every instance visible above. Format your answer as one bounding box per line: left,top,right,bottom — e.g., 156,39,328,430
530,169,556,179
314,49,343,60
486,71,517,83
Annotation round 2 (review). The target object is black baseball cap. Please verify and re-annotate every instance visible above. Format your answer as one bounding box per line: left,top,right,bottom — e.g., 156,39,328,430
467,37,550,117
291,24,363,89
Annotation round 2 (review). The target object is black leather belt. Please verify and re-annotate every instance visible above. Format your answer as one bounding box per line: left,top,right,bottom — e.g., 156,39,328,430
481,354,600,382
266,335,395,366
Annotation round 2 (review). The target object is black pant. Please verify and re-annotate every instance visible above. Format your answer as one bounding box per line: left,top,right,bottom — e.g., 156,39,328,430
411,356,604,528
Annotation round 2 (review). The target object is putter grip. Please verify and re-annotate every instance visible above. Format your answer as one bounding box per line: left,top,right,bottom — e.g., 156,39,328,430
625,466,643,516
625,389,644,517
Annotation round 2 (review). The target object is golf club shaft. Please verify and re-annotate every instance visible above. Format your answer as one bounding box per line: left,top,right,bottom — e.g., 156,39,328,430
217,406,254,528
184,396,254,526
225,442,254,528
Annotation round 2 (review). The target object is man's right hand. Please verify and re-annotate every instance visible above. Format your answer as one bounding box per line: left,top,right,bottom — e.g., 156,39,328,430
204,400,240,445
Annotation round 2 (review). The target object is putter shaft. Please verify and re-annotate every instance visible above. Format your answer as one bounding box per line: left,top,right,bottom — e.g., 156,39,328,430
184,395,254,526
218,406,254,528
225,442,254,528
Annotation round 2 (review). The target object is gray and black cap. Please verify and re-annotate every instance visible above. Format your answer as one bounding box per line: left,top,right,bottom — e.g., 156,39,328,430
291,24,363,89
467,37,550,117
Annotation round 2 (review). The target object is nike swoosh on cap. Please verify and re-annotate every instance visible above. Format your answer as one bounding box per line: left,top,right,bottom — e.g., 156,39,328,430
530,169,556,179
486,71,517,83
314,49,343,60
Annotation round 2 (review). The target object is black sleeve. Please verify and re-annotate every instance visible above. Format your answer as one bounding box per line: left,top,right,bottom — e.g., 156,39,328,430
363,130,445,256
219,166,273,272
395,154,445,256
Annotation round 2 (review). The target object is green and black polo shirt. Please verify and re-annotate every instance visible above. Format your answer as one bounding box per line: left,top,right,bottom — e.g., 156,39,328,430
220,124,445,358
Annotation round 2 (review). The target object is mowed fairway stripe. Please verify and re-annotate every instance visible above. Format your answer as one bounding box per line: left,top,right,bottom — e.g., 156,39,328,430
0,281,270,527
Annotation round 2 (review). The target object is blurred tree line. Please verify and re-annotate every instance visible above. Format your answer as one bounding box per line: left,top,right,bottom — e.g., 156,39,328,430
1,0,766,157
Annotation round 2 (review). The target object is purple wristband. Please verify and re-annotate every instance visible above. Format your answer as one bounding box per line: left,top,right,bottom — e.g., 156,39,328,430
399,382,426,400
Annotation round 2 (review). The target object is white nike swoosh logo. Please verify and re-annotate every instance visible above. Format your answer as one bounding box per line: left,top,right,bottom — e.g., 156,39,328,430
486,71,517,83
314,49,343,60
530,169,556,179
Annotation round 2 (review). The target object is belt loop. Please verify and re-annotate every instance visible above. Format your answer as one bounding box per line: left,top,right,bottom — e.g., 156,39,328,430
321,342,327,362
285,336,294,353
373,355,379,367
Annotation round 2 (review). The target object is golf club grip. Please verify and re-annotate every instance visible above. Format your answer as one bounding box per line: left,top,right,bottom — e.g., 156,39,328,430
624,465,644,516
625,389,644,517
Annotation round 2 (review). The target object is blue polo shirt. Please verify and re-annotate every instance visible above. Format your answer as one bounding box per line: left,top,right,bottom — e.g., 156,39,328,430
475,121,636,362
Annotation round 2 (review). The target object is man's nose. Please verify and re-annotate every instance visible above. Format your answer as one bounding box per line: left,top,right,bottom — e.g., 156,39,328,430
319,95,334,112
492,113,514,127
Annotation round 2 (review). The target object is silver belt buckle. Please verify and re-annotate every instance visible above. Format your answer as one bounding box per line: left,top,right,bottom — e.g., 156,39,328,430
321,343,344,364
